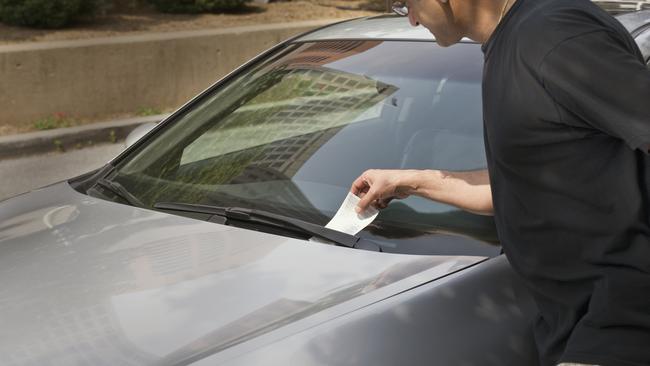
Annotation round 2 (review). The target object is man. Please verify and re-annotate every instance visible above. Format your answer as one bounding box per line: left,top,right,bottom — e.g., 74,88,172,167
350,0,650,365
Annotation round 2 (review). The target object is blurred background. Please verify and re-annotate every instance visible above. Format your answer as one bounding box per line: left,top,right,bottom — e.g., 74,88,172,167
0,0,389,136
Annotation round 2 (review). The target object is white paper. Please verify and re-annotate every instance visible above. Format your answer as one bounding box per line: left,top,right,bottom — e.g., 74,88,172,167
324,192,379,236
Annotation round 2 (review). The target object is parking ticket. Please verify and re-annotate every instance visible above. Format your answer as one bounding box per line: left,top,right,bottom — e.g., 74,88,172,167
324,192,379,236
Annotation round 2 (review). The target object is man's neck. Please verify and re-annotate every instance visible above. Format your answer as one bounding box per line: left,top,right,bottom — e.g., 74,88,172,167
462,0,518,44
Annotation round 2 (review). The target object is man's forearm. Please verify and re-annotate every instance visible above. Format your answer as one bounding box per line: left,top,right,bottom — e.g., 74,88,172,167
405,169,494,215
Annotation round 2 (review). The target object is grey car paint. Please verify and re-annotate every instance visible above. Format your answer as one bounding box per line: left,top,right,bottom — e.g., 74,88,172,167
0,182,485,365
124,122,159,149
200,255,538,366
617,9,650,34
295,16,437,42
616,10,650,64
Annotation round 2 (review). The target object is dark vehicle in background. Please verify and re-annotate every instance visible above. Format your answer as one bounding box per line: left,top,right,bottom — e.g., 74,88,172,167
593,0,650,14
0,8,648,366
617,9,650,65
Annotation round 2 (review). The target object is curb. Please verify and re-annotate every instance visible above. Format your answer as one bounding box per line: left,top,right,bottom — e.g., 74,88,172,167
0,114,169,160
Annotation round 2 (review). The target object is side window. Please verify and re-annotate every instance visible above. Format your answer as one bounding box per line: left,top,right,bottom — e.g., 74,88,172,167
397,80,486,172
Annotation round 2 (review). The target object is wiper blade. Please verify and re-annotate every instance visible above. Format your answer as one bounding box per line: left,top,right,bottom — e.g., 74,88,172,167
95,179,145,208
153,202,381,252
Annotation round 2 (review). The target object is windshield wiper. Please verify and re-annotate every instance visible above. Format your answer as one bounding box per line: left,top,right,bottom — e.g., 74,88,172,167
94,179,146,208
153,202,381,252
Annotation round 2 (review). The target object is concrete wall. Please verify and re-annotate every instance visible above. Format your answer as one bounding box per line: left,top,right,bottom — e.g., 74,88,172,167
0,20,339,127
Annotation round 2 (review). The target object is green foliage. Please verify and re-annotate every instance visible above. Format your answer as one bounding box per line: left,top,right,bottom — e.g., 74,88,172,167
0,0,106,28
148,0,251,13
53,139,64,152
196,0,250,11
147,0,198,13
33,112,76,130
136,106,162,116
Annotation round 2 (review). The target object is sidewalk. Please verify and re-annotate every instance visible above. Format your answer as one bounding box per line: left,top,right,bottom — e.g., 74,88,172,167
0,114,168,160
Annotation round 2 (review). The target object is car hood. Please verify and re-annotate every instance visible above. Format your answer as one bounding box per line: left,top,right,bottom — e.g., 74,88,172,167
0,182,485,365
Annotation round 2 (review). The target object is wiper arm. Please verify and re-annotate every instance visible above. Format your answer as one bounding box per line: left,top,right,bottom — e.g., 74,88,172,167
153,202,381,252
95,179,146,208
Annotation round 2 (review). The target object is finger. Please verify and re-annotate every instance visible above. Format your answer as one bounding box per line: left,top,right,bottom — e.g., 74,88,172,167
372,199,386,210
356,188,379,213
350,174,369,196
377,197,393,209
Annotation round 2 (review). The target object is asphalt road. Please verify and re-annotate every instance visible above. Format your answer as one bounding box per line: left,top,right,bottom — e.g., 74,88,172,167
0,143,124,201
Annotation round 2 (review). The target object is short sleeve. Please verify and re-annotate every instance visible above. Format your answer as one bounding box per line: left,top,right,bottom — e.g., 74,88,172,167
539,31,650,152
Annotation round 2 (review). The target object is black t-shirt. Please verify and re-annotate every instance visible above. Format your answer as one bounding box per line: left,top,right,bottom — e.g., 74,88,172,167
481,0,650,365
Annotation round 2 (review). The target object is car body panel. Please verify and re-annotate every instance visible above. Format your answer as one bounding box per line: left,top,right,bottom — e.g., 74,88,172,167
617,9,650,34
0,182,484,365
194,255,539,366
593,0,650,14
617,10,650,63
295,15,439,42
640,28,650,64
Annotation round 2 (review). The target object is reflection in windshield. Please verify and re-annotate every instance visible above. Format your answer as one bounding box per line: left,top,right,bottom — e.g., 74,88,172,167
180,66,397,173
107,40,498,255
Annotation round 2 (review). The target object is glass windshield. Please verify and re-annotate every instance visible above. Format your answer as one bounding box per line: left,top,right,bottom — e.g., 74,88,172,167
106,40,499,256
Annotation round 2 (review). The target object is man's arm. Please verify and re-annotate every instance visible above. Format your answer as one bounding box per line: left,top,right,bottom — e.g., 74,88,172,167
350,169,493,216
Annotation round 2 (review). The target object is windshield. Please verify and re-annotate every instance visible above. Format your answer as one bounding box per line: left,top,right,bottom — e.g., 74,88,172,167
102,40,499,256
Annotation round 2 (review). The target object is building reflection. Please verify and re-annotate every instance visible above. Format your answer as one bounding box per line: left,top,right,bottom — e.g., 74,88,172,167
237,41,396,177
184,40,397,181
177,40,398,223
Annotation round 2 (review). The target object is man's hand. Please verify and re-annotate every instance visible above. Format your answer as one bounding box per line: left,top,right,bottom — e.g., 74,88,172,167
350,169,420,213
350,168,494,216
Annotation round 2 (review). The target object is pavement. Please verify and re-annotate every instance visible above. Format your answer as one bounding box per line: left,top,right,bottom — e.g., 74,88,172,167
0,114,168,160
0,143,125,201
0,114,168,201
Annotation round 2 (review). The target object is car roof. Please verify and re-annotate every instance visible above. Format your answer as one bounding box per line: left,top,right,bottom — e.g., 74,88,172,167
294,15,447,43
294,7,650,44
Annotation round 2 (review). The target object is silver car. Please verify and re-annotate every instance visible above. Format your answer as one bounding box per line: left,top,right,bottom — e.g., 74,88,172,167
1,10,649,366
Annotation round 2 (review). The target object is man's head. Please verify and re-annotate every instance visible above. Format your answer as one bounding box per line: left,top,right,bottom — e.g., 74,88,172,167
405,0,463,46
401,0,511,46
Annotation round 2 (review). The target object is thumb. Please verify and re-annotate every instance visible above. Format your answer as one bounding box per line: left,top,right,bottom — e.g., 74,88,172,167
355,188,379,213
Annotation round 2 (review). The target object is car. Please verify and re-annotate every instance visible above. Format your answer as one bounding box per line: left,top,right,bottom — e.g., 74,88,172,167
592,0,650,15
1,9,649,366
617,9,650,65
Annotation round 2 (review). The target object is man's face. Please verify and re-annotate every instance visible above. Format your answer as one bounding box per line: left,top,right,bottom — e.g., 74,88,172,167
406,0,464,47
